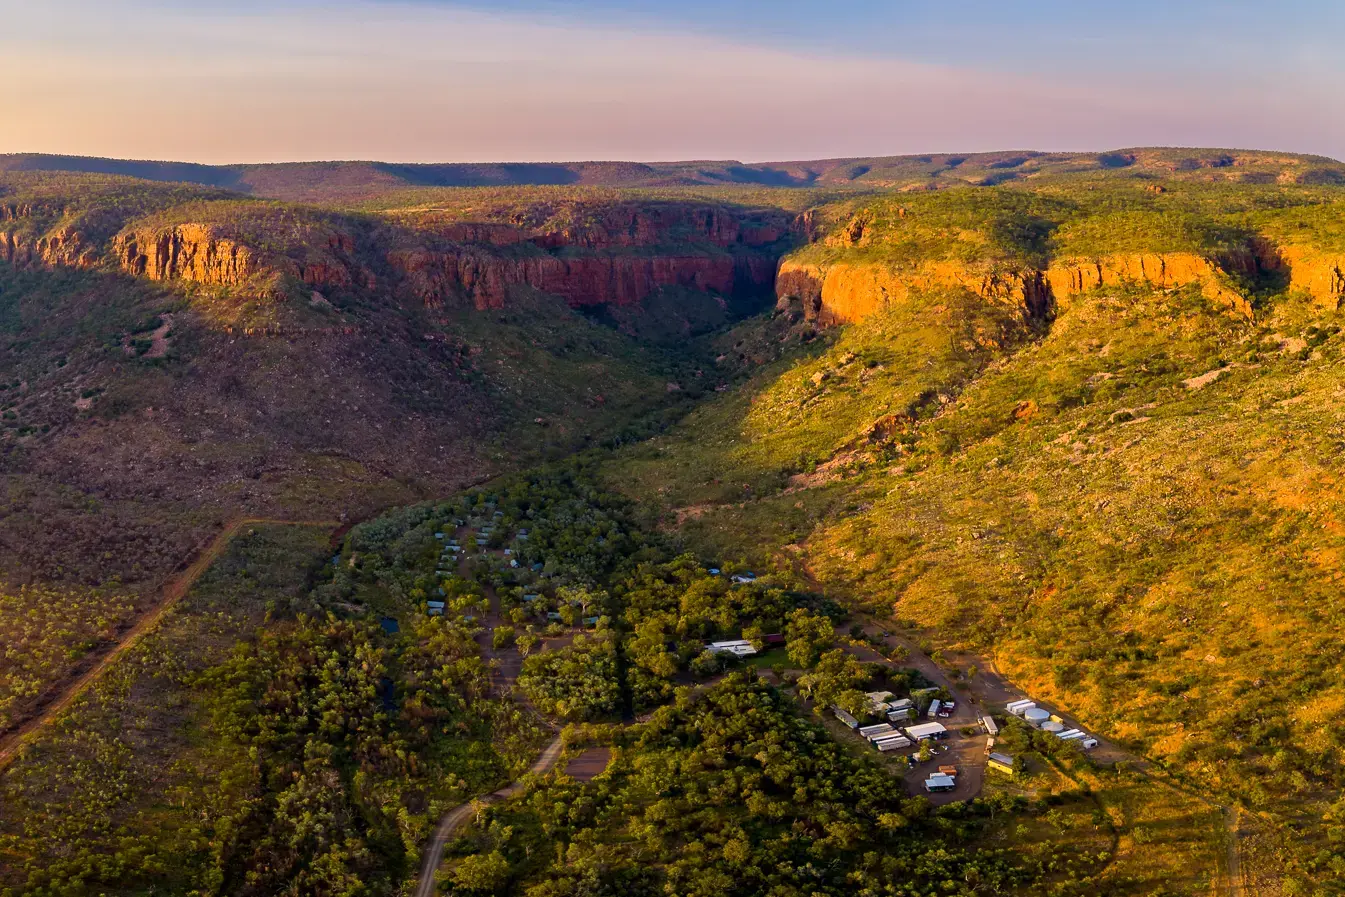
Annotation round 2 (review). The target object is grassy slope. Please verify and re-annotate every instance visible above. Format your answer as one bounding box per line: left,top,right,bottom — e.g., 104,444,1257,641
600,180,1345,888
0,524,335,893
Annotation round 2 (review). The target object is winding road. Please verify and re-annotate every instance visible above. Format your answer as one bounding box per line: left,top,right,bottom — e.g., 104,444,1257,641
0,516,340,772
412,735,565,897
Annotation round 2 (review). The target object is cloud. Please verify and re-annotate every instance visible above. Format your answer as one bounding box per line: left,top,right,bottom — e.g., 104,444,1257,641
0,0,1342,162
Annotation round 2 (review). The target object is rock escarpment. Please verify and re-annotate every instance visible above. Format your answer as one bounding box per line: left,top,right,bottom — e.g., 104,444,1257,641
391,248,745,311
777,259,1052,325
0,199,792,322
389,202,790,311
1277,245,1345,308
778,250,1268,325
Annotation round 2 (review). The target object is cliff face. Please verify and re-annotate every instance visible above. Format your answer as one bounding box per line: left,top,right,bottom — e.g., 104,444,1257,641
0,228,98,270
390,203,790,311
778,251,1258,325
392,248,752,310
111,226,369,293
115,225,257,286
0,204,100,270
1277,245,1345,308
1044,253,1253,317
776,259,1052,325
524,205,787,251
0,200,789,323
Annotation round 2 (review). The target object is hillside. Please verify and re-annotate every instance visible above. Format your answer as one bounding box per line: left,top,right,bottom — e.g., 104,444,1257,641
10,156,1345,895
599,178,1345,892
4,147,1343,203
0,171,795,741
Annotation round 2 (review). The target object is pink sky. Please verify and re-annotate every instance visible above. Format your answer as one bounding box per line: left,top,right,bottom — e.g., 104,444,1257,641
2,0,1342,163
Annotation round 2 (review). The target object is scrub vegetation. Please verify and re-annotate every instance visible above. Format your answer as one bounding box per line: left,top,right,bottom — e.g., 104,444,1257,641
10,149,1345,894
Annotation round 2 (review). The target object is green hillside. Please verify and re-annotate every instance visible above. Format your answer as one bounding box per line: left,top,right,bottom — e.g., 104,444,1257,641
12,156,1345,894
600,183,1345,890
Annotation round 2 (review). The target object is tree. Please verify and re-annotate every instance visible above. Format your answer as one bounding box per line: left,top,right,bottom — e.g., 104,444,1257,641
451,850,510,893
629,618,678,678
785,609,833,669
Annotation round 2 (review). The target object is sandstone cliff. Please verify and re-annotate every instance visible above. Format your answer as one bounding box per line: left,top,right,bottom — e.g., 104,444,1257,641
777,250,1260,324
0,200,791,329
1276,245,1345,308
776,258,1052,325
1044,253,1253,318
388,202,789,311
389,247,744,310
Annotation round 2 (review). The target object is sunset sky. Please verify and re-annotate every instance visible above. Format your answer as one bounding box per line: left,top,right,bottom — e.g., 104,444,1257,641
3,0,1344,163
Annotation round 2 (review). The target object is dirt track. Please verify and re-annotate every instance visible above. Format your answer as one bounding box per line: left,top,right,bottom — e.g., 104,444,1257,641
0,516,340,772
412,735,564,897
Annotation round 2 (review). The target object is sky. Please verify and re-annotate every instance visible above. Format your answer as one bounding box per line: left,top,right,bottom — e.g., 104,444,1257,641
2,0,1344,164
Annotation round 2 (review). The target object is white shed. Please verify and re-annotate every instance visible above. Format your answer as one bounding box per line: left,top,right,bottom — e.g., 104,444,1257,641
904,721,949,741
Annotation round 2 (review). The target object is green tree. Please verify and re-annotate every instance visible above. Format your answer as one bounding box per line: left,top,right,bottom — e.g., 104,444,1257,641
451,850,510,893
785,609,833,669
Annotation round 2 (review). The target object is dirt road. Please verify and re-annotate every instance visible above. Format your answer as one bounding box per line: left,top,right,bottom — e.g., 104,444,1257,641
412,735,564,897
0,516,339,772
840,634,988,806
847,617,1248,893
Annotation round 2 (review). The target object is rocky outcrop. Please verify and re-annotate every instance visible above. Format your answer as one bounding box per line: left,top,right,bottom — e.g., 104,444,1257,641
389,203,789,310
1044,253,1253,317
1277,245,1345,308
112,226,368,293
389,248,743,310
115,225,258,286
775,259,1052,325
778,251,1257,326
2,200,790,322
0,227,98,270
525,204,787,251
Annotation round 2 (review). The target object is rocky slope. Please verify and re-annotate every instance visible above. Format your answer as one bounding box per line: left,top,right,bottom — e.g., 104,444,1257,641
1,187,792,329
774,188,1345,325
776,251,1261,323
0,177,797,595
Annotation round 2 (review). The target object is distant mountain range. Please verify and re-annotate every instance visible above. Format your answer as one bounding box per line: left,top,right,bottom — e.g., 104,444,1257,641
4,147,1344,203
